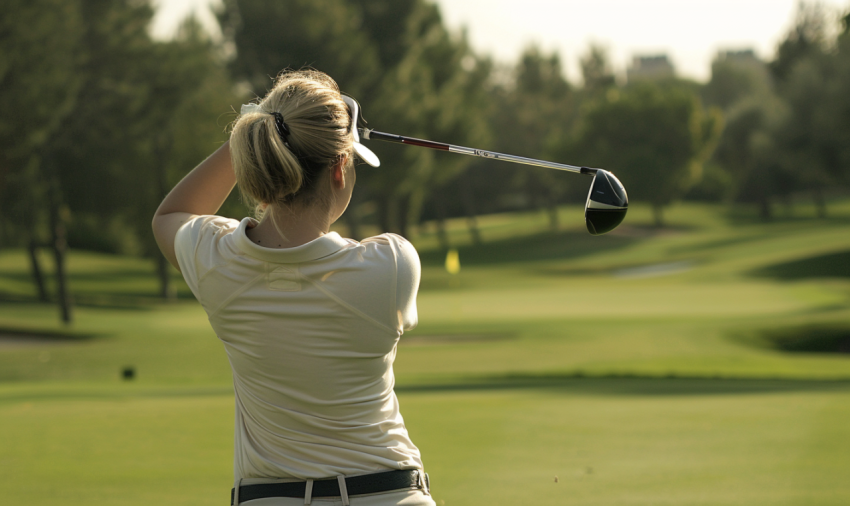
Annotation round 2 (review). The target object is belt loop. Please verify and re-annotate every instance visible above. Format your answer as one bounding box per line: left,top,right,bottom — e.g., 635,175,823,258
424,472,431,496
304,479,313,505
416,470,429,496
233,478,242,506
337,475,350,506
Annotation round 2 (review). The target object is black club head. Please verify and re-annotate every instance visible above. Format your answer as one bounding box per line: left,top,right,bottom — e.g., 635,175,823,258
584,169,628,235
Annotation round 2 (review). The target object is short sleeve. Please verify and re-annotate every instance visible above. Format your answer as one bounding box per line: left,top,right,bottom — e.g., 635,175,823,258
174,215,241,299
385,234,421,332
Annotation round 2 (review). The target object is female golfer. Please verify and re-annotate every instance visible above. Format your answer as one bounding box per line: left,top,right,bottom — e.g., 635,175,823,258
152,70,433,506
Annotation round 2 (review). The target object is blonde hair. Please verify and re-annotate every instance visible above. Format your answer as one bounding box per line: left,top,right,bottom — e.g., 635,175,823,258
230,70,354,219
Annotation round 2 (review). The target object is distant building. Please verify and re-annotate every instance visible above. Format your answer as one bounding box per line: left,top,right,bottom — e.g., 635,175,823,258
714,49,765,72
626,55,675,83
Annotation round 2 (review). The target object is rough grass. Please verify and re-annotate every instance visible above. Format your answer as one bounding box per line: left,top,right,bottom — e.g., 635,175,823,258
1,200,850,505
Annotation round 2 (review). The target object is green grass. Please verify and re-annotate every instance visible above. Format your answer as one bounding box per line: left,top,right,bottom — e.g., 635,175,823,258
2,201,850,505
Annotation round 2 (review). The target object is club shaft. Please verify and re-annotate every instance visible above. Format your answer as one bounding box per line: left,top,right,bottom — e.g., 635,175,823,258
360,128,591,174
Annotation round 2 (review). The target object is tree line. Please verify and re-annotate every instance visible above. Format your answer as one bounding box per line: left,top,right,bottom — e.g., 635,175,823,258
1,0,849,320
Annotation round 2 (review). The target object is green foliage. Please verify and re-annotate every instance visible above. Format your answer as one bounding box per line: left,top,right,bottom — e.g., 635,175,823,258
0,0,85,245
769,1,830,86
361,2,493,233
702,47,783,214
41,5,237,255
575,81,722,225
776,8,850,191
703,51,772,110
717,2,850,219
486,47,574,223
218,0,493,234
0,0,242,310
834,11,850,184
218,0,380,97
4,0,848,259
579,43,616,96
695,3,850,216
713,95,790,214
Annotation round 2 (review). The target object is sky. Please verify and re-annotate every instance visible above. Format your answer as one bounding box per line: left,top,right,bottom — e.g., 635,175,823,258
151,0,850,83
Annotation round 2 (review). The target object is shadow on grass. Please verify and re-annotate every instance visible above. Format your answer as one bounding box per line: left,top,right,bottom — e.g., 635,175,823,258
0,292,175,311
0,267,193,309
418,229,639,267
400,332,517,346
723,206,850,226
750,250,850,280
0,326,98,344
733,323,850,354
668,231,774,255
0,385,234,404
397,372,850,397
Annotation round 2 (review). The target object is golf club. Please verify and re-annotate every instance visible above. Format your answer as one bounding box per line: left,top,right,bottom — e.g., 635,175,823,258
358,127,629,235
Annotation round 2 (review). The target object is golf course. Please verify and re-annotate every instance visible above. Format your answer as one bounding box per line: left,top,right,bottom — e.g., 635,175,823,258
2,200,850,506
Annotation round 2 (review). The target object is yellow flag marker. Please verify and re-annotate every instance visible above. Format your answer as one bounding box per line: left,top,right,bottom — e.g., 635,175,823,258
445,249,460,275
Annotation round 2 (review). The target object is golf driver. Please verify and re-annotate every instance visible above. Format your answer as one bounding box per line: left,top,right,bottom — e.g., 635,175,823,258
342,96,628,235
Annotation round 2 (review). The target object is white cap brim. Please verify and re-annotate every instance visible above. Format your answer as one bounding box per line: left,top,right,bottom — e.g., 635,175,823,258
353,142,380,167
342,95,380,167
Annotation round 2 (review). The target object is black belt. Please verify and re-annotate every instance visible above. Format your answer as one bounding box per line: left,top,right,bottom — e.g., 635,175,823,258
231,469,427,505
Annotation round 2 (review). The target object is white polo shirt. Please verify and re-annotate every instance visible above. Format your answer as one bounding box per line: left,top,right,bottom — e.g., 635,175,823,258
174,215,423,481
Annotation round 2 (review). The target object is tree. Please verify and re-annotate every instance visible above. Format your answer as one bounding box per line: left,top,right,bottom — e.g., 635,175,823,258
218,0,380,98
0,0,84,238
44,0,184,307
762,2,845,217
580,44,616,96
576,82,723,227
0,0,86,319
218,0,493,239
832,11,850,186
132,19,242,299
2,0,241,310
714,96,790,219
363,5,493,238
698,50,777,206
427,47,578,238
703,50,772,110
515,47,574,229
770,1,830,86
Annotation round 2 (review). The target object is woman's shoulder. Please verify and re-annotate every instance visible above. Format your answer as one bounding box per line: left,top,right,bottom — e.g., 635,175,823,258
178,215,243,243
175,215,244,287
359,233,418,257
359,232,413,247
356,233,419,271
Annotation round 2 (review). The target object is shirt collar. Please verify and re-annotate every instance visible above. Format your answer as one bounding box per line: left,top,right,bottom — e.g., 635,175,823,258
233,217,349,263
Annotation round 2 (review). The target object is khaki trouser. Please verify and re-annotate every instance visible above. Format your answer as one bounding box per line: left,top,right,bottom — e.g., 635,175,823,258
235,489,435,506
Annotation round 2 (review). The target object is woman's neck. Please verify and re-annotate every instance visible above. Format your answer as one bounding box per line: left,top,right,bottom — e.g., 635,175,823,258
245,204,331,248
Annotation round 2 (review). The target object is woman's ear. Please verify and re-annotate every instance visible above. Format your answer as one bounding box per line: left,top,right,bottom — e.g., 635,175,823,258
331,155,348,188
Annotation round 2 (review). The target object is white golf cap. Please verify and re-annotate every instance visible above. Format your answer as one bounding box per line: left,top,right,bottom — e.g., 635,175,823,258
342,95,380,167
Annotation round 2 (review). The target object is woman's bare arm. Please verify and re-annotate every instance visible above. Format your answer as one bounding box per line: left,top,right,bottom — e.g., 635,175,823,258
152,140,236,271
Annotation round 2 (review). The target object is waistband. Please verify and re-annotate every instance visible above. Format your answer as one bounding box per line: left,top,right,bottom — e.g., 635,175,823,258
232,469,429,506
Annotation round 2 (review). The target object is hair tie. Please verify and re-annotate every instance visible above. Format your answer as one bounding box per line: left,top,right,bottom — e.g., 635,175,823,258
271,112,290,143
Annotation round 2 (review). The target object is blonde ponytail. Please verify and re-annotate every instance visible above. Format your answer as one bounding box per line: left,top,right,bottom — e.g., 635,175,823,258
230,70,353,218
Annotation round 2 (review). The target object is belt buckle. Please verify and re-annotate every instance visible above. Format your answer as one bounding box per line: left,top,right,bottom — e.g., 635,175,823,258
417,470,430,496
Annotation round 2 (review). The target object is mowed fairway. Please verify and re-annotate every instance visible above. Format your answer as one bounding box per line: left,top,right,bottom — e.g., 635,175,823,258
1,201,850,505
